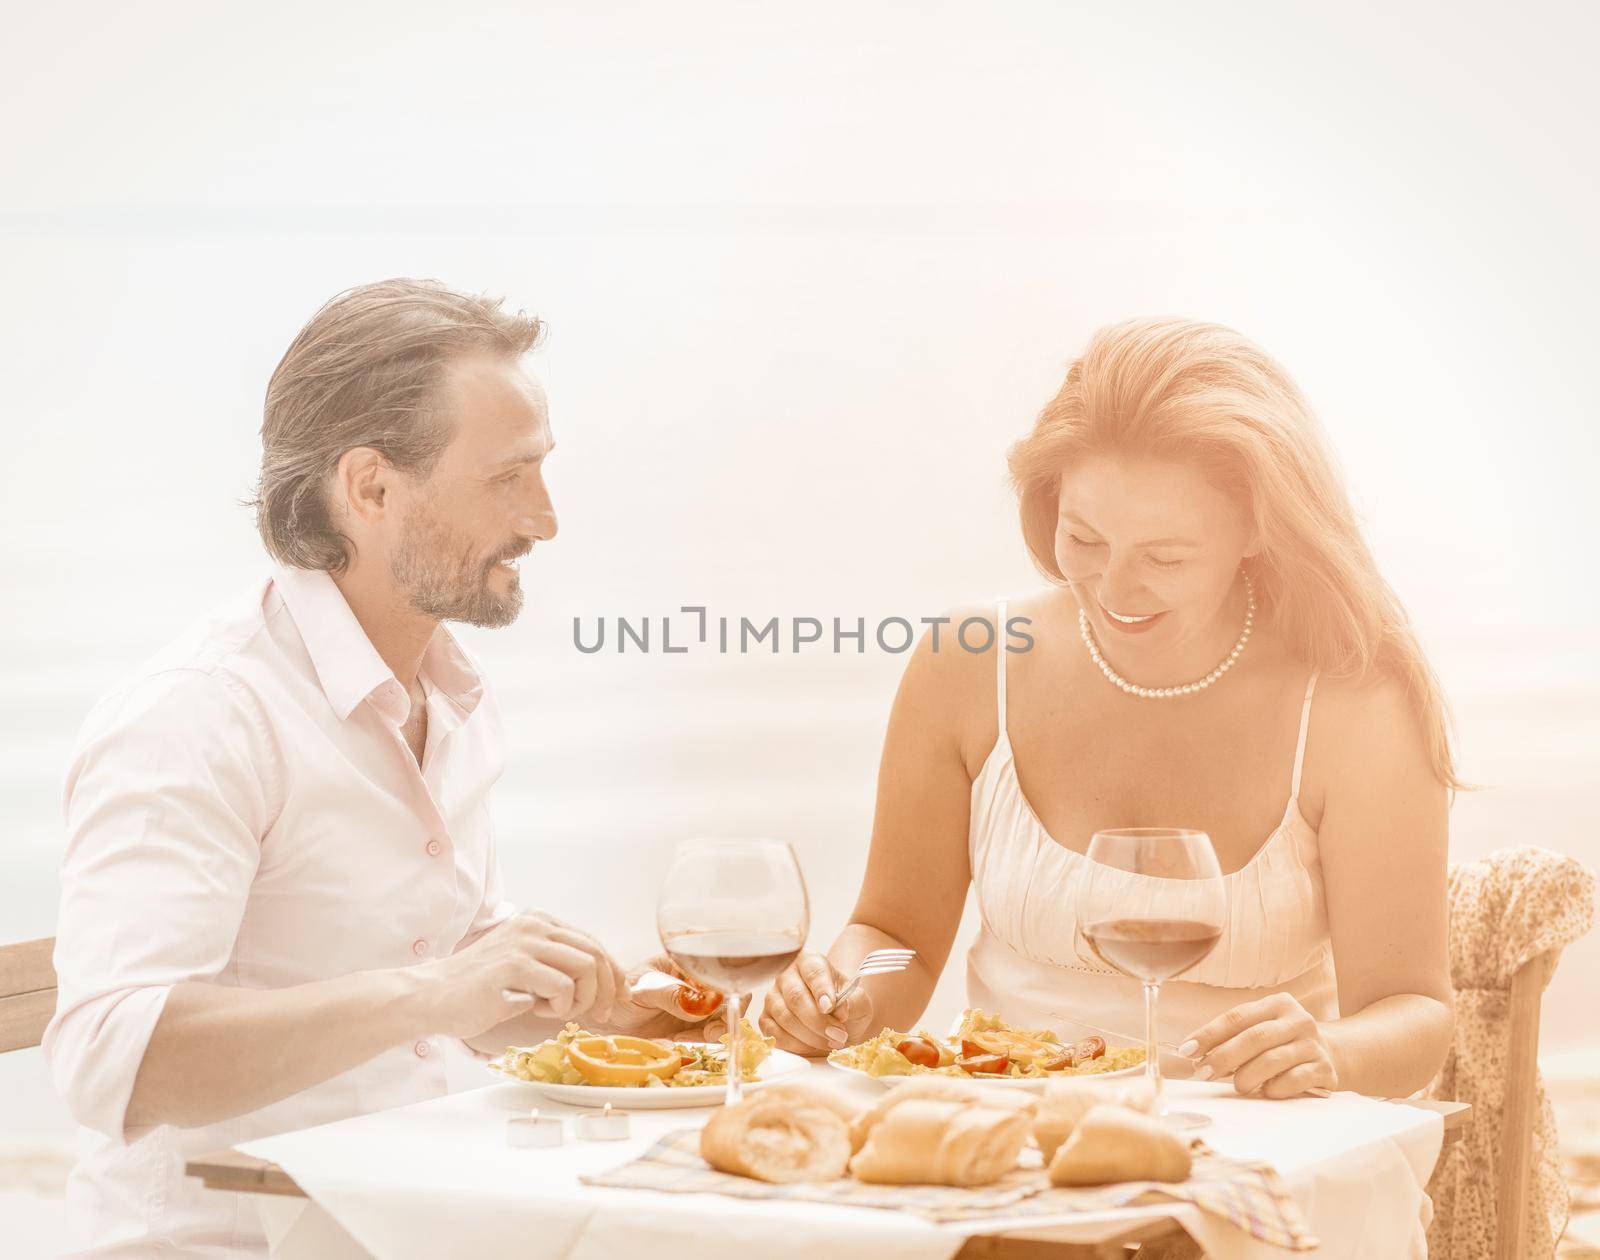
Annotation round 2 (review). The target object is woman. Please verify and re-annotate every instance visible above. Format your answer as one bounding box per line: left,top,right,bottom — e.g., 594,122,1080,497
761,318,1456,1100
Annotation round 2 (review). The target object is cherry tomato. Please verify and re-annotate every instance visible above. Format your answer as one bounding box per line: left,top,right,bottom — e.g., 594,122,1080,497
675,984,724,1019
1038,1049,1075,1072
959,1038,989,1060
895,1036,943,1069
957,1051,1011,1075
1072,1035,1107,1061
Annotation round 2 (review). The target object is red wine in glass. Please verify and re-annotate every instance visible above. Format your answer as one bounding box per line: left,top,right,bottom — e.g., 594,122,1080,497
1082,917,1224,982
1078,829,1226,1130
664,931,803,993
657,838,810,1106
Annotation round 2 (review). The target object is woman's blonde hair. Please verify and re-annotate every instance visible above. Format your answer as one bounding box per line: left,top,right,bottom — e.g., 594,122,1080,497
1008,317,1462,790
252,278,545,574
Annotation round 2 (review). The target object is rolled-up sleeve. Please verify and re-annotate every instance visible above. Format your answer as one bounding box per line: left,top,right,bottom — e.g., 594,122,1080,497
44,667,273,1143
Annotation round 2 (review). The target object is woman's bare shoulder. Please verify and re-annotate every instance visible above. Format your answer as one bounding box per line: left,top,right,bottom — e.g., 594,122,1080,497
1002,586,1071,628
1302,668,1438,817
901,590,1064,687
891,588,1069,774
1312,669,1428,746
897,598,1006,698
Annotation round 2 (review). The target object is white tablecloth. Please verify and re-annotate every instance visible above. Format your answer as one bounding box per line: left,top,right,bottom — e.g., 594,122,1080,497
239,1068,1442,1260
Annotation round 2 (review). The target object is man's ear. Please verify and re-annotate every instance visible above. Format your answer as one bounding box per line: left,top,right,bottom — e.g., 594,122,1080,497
335,447,392,526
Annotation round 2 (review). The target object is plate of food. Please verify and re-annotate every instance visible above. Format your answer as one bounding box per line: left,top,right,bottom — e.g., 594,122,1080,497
827,1009,1146,1088
489,1020,810,1109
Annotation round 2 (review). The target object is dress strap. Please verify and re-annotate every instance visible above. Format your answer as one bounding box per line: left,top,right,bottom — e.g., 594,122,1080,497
1290,671,1319,799
995,599,1009,734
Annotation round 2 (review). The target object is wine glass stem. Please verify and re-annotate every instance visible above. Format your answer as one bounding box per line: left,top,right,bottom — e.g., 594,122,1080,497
724,990,744,1107
1144,980,1163,1115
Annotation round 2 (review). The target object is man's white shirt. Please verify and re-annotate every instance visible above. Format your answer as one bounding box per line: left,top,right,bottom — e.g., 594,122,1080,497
46,564,516,1258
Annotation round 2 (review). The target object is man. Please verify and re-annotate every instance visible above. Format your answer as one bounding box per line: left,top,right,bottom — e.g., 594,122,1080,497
46,279,709,1258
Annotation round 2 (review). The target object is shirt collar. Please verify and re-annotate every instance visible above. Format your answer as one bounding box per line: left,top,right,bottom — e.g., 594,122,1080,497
271,562,486,724
420,623,485,725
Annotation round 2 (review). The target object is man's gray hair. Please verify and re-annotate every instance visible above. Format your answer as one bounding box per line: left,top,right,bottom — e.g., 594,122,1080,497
251,278,545,573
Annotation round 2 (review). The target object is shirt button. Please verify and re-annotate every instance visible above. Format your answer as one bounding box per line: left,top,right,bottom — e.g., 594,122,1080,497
412,939,430,957
414,1040,431,1058
425,839,442,857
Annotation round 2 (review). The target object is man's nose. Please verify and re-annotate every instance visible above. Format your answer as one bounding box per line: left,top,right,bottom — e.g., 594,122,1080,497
515,481,558,542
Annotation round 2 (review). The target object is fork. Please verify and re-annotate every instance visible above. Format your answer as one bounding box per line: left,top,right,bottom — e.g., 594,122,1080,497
823,948,916,1011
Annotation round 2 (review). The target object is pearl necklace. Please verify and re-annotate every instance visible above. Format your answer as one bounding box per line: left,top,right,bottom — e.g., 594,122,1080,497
1078,571,1256,699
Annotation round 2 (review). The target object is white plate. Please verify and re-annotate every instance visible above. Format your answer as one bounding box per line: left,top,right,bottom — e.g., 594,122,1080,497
825,1056,1145,1091
488,1047,813,1109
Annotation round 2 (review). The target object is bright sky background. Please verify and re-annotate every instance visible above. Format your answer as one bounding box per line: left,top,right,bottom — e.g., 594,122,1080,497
2,1,1596,1142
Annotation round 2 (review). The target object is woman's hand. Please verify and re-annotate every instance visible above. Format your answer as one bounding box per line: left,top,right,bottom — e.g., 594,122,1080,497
1179,992,1339,1098
758,952,875,1056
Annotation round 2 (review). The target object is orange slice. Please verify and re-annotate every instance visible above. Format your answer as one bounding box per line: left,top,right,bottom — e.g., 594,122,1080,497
967,1028,1065,1067
565,1035,685,1086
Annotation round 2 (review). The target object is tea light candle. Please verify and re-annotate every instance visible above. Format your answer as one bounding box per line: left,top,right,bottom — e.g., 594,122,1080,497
576,1102,631,1141
507,1109,565,1148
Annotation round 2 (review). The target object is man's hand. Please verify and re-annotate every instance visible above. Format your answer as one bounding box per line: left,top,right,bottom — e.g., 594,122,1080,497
417,911,627,1038
606,956,747,1042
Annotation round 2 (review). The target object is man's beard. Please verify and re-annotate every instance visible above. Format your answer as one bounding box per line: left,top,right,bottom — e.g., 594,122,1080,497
390,501,526,629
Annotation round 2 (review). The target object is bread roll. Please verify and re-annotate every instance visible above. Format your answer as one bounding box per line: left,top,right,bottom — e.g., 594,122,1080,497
849,1076,1036,1153
1033,1077,1155,1161
699,1084,856,1183
851,1099,1033,1186
1046,1104,1192,1186
755,1080,861,1125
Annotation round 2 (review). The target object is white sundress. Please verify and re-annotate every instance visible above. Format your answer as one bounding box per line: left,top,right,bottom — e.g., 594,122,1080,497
965,600,1339,1044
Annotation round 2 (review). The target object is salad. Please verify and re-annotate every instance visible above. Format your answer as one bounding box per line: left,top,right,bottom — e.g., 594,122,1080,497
494,1020,774,1089
828,1009,1146,1080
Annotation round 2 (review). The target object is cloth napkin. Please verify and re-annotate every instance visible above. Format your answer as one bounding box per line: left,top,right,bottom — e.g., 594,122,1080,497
582,1128,1318,1250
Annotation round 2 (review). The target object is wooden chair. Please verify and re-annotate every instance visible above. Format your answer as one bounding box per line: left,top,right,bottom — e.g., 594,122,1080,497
1426,846,1596,1260
1424,948,1562,1260
1493,950,1560,1257
0,936,56,1054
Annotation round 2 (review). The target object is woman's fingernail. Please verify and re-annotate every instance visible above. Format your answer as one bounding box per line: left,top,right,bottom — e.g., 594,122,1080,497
1193,1064,1213,1081
817,994,834,1014
825,1026,848,1047
1177,1040,1199,1059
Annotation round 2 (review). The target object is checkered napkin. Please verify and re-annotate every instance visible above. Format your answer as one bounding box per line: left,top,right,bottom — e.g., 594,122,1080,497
997,1146,1320,1251
581,1129,1318,1251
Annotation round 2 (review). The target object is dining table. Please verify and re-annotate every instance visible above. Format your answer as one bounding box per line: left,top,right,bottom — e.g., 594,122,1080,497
187,1064,1470,1260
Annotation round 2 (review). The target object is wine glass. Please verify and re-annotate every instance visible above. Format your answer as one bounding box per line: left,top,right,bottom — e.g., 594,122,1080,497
1077,828,1226,1130
656,838,809,1107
